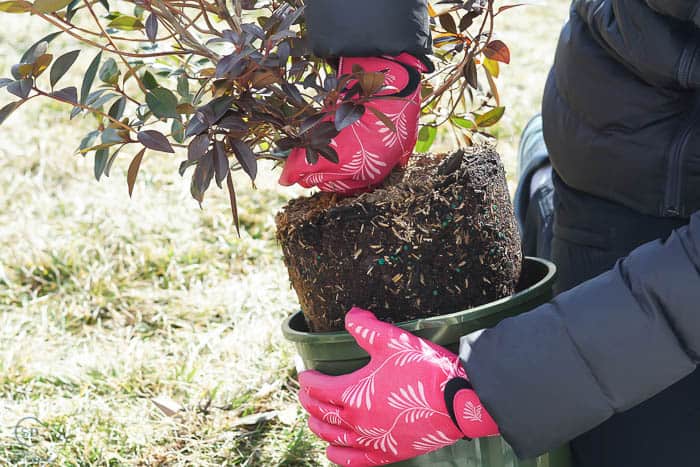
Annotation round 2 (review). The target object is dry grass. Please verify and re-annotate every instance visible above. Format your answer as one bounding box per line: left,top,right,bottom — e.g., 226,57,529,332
0,2,569,465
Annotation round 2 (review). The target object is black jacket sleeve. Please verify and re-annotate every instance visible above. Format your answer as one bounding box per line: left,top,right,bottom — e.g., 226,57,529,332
645,0,700,27
574,0,700,89
459,211,700,459
305,0,432,58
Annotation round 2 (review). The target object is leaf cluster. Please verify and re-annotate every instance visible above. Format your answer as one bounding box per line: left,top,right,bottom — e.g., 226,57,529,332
0,0,518,227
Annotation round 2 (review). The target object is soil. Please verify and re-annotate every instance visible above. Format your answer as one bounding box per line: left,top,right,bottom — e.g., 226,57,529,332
275,146,523,332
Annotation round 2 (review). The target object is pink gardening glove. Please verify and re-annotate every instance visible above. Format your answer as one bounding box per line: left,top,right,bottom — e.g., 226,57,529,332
298,308,499,466
279,54,428,194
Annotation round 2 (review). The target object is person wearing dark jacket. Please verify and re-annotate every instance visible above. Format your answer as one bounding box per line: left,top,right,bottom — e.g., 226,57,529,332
290,1,700,466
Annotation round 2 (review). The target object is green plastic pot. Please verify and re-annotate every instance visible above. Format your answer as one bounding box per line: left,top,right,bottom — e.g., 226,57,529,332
282,257,572,467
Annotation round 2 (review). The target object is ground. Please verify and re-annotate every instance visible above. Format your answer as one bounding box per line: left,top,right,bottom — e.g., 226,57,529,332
0,3,569,465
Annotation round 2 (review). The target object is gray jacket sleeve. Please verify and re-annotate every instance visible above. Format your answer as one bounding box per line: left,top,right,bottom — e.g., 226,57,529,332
459,212,700,459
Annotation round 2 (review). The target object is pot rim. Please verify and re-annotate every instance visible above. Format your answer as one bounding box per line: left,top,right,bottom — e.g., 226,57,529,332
282,256,556,344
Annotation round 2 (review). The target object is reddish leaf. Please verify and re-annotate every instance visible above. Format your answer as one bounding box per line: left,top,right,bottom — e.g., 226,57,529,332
496,3,528,15
188,133,210,161
315,145,339,164
226,172,240,236
459,14,474,31
483,40,511,64
138,130,174,153
0,101,20,126
464,59,478,89
299,113,325,135
310,122,339,146
145,13,158,43
191,152,214,204
369,107,396,132
213,140,229,188
229,138,258,181
305,146,319,164
358,72,385,96
127,148,146,198
50,86,78,104
439,14,457,34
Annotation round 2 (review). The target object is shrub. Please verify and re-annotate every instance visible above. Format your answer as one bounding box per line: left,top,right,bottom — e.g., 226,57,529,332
0,0,514,225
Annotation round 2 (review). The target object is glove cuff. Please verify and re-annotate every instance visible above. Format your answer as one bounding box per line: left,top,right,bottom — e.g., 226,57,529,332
443,377,474,440
444,377,500,439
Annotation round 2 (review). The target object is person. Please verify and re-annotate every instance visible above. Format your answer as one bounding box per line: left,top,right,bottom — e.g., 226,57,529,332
288,1,700,466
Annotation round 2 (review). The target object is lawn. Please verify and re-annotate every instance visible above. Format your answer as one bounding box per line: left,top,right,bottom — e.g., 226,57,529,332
0,2,569,465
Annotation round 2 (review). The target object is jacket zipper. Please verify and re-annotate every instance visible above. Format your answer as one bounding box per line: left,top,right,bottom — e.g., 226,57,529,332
664,113,697,216
664,46,699,216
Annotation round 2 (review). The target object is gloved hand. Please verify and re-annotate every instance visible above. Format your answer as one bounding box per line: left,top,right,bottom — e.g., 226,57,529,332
298,308,499,466
279,53,429,194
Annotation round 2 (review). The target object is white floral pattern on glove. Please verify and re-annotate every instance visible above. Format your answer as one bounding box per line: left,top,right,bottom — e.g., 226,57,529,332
298,308,499,467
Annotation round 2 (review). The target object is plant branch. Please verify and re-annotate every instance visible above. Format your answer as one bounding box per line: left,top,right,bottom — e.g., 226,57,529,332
34,87,134,133
83,0,147,94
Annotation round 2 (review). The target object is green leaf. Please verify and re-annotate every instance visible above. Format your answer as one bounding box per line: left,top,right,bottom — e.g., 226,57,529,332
451,116,475,130
89,92,118,109
98,57,120,85
94,148,109,180
0,0,32,13
176,73,189,98
474,106,505,127
101,127,123,145
415,125,437,153
103,146,121,177
141,70,158,90
33,0,71,13
145,87,178,119
482,57,500,79
81,51,102,105
50,50,79,88
127,148,146,197
334,102,365,132
65,0,79,20
20,32,61,64
77,130,99,153
107,15,144,31
171,119,185,143
0,101,20,125
108,96,126,120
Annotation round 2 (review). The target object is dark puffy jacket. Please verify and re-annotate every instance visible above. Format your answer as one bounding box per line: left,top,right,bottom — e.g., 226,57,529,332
543,0,700,217
460,0,700,459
